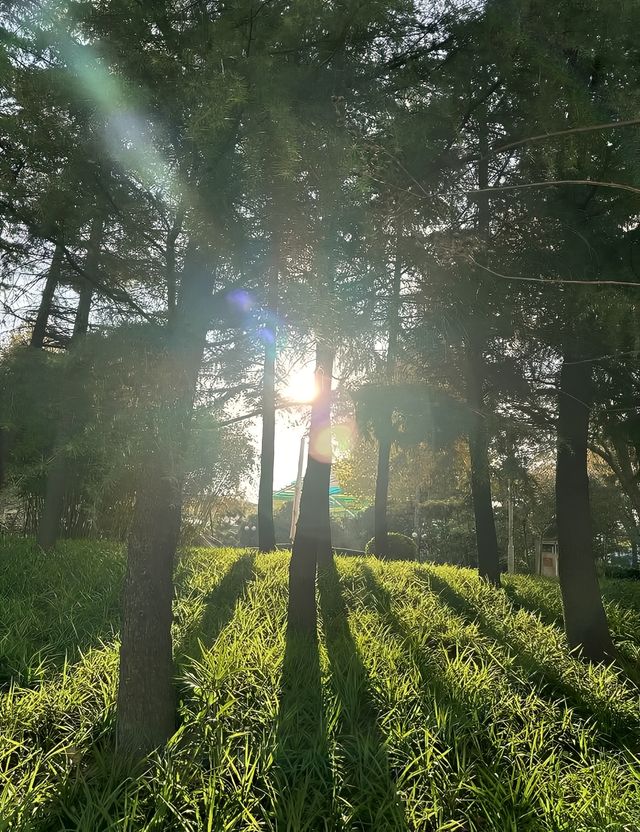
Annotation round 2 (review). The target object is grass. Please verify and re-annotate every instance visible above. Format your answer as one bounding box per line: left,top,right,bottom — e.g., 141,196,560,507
1,538,640,830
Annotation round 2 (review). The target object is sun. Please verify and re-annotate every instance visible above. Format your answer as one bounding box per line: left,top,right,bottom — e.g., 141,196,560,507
282,365,317,404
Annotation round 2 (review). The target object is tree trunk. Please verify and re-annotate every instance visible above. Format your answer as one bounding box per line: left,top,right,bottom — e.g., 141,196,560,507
31,241,64,349
36,220,102,550
258,263,277,552
465,108,500,586
466,347,501,585
287,342,334,634
258,338,277,552
0,428,5,492
632,541,639,570
556,355,614,661
116,459,181,754
116,243,215,756
10,243,63,501
166,206,184,328
374,435,392,556
72,217,102,338
374,227,402,558
72,281,94,339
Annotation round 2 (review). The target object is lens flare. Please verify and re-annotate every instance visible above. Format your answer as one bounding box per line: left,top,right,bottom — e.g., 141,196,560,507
257,326,275,345
226,289,254,313
283,365,317,403
309,425,332,463
332,419,356,455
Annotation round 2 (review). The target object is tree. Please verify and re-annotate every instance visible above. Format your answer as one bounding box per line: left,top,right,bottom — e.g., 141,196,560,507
37,214,105,549
556,354,614,659
373,224,403,558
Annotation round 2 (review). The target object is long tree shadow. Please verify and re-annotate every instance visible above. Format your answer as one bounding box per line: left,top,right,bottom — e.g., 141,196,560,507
273,629,334,832
359,564,548,824
500,580,563,628
318,559,408,831
0,542,124,689
29,554,258,832
424,570,640,747
502,578,640,670
177,551,257,660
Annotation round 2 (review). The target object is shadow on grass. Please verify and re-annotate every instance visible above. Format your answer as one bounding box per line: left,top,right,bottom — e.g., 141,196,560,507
273,629,334,832
502,578,640,671
318,559,408,831
424,570,640,746
500,580,563,628
177,552,257,660
0,546,123,689
28,555,257,832
359,564,564,827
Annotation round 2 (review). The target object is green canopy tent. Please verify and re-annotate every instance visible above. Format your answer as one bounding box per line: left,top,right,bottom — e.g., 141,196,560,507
273,481,368,518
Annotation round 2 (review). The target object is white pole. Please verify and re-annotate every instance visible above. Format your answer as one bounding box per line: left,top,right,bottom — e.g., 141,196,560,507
290,434,306,541
507,478,515,573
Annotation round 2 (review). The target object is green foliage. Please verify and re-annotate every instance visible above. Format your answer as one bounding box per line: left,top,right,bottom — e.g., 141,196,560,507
2,541,640,829
0,329,255,540
365,531,418,561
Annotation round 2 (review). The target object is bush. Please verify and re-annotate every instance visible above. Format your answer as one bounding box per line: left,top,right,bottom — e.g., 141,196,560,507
601,564,640,581
365,532,418,561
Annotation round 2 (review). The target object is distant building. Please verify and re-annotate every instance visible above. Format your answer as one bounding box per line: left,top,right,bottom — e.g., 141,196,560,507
537,523,558,578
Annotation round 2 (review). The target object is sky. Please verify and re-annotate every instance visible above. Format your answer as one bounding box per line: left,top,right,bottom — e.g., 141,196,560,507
245,361,316,502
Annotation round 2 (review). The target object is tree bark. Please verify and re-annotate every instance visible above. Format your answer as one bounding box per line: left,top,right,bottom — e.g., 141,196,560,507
374,227,402,558
0,428,6,492
556,354,614,661
466,346,501,585
287,342,334,634
166,206,184,328
31,241,64,349
72,281,94,339
9,242,63,500
36,220,103,550
464,107,500,586
116,458,181,754
374,435,392,556
116,243,215,756
257,338,277,551
258,262,277,552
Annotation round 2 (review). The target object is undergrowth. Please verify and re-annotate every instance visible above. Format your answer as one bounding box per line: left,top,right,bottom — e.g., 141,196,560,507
1,538,639,831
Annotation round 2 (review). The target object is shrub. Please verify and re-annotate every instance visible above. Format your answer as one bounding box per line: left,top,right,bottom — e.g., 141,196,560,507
364,532,418,561
601,564,640,581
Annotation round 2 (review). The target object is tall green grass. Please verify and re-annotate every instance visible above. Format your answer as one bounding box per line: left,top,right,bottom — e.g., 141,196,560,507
1,538,639,830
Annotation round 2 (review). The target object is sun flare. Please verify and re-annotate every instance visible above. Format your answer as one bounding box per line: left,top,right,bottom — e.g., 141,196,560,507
282,366,317,404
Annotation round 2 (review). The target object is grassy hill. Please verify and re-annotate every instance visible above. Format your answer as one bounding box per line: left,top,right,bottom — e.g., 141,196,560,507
1,540,640,831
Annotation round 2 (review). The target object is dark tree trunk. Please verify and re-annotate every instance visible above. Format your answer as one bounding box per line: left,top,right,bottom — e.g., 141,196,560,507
632,541,639,570
36,288,95,550
72,217,102,338
36,219,102,550
556,355,614,661
166,206,184,328
36,453,68,550
287,343,334,634
0,428,6,492
15,242,63,502
466,347,501,586
258,262,278,552
374,228,402,558
72,281,94,339
31,241,64,349
258,338,277,552
464,109,500,586
374,436,392,556
116,244,215,756
116,459,182,754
